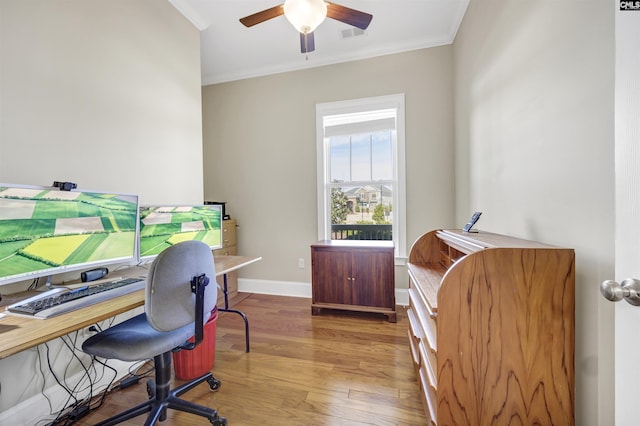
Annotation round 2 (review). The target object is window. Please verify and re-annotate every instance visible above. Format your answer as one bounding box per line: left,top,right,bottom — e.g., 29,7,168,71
316,94,406,259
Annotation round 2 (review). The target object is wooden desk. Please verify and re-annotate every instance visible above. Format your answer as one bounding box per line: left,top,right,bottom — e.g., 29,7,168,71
0,255,261,360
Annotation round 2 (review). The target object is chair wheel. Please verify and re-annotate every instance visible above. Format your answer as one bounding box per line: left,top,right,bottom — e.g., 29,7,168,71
207,377,221,391
211,416,227,425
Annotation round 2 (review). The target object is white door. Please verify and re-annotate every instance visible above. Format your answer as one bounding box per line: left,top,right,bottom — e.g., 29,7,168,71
613,6,640,426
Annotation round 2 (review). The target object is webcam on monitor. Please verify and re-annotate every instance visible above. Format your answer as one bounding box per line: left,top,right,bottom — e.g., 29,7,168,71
52,181,77,191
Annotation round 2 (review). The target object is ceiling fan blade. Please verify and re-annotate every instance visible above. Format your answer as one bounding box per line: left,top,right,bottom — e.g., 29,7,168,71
326,2,373,30
239,4,284,27
300,31,316,53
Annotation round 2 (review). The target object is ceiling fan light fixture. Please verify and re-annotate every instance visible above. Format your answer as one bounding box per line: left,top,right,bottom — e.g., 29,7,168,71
283,0,327,33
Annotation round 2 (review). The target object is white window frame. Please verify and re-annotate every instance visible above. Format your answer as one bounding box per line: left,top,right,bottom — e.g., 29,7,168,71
316,93,407,261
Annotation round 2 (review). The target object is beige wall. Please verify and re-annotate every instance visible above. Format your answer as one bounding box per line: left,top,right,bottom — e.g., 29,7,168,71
0,1,203,421
0,0,203,205
202,47,455,285
453,0,614,424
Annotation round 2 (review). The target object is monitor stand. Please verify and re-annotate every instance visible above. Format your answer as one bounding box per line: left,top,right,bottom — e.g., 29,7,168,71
33,275,54,291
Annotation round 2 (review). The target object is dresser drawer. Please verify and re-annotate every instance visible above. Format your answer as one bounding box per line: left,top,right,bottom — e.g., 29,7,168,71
422,311,437,353
221,220,236,248
419,339,437,390
407,308,422,368
410,282,438,425
418,364,438,425
409,288,437,352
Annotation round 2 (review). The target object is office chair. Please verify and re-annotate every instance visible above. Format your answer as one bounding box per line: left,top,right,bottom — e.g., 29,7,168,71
82,240,226,426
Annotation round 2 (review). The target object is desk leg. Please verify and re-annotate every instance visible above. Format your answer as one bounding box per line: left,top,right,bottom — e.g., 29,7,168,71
217,273,250,353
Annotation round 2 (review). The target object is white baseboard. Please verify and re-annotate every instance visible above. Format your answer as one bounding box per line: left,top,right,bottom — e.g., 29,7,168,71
238,278,409,306
238,278,311,298
396,288,409,306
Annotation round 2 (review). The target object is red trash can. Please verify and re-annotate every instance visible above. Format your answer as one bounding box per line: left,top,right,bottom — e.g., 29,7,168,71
173,307,217,380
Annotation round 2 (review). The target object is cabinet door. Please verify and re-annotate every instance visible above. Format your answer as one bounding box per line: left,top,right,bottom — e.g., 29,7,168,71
351,248,394,308
312,248,352,305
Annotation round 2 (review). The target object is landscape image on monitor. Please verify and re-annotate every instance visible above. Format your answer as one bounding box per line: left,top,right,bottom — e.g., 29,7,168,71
139,205,222,259
0,185,139,284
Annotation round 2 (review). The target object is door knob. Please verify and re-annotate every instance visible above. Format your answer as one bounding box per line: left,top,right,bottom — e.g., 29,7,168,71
600,278,640,306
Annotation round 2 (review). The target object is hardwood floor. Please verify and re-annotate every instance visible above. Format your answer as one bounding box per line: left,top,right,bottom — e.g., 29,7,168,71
77,294,426,425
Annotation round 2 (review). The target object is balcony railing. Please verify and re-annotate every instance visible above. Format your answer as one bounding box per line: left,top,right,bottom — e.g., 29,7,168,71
331,224,392,241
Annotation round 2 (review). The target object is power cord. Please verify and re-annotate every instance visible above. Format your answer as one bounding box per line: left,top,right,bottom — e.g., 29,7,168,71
119,375,140,389
36,319,152,425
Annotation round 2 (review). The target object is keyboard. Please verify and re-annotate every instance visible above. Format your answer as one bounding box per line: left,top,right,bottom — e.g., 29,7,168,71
7,277,146,319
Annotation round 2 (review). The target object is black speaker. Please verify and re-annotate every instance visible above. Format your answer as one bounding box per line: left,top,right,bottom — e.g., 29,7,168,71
205,201,230,220
81,267,109,282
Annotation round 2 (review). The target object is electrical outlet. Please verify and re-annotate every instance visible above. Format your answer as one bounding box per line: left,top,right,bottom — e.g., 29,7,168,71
298,258,305,268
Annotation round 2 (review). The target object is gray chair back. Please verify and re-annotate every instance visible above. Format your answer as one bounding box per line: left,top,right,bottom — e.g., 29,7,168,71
145,240,217,332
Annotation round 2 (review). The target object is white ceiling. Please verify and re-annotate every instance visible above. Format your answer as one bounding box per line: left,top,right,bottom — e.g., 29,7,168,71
169,0,469,85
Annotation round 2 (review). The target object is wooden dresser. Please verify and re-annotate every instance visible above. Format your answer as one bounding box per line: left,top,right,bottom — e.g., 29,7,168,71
407,229,575,425
311,240,396,322
213,219,238,302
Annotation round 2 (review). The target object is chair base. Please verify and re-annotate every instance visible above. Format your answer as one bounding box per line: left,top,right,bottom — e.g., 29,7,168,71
95,353,226,426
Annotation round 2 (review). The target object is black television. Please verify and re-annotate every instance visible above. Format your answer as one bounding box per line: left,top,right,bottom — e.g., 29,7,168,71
0,183,139,287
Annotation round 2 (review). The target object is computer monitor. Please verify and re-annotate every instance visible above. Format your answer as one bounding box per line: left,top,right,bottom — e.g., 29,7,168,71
138,204,222,262
0,183,139,287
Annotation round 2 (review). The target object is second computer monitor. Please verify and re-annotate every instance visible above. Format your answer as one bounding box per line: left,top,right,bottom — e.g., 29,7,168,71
138,204,223,262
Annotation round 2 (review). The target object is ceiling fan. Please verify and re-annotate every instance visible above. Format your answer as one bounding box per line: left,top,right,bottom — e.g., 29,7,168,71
239,0,373,55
